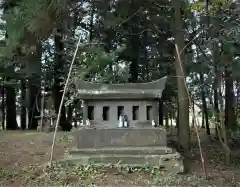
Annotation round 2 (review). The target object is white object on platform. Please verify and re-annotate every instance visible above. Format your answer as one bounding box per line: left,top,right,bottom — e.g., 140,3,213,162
118,115,123,128
151,120,156,127
86,119,91,126
124,121,128,127
80,120,84,126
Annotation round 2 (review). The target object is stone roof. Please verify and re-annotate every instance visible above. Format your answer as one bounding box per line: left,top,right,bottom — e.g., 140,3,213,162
74,76,167,100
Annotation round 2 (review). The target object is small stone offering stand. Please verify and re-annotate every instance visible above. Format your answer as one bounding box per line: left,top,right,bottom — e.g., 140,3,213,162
64,76,183,173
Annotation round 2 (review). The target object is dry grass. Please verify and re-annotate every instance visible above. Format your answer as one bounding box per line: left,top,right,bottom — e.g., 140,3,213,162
0,130,239,186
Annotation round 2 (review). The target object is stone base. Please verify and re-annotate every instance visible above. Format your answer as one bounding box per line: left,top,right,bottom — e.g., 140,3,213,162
74,128,167,148
62,147,184,174
69,146,173,156
66,128,184,173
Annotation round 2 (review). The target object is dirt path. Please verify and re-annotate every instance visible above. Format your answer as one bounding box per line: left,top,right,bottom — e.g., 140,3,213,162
0,131,74,171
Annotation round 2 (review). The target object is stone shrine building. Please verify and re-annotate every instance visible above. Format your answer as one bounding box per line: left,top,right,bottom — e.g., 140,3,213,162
74,76,167,127
65,76,183,173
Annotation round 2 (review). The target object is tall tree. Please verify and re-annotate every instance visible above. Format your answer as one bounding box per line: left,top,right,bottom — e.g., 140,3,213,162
27,43,42,129
200,72,210,135
224,53,237,129
127,0,140,83
20,66,26,130
172,0,190,152
3,0,18,130
53,28,72,131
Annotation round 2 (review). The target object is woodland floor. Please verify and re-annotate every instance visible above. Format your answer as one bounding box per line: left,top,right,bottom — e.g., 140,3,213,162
0,129,240,186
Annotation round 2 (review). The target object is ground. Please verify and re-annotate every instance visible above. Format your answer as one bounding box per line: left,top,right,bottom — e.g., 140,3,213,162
0,130,240,186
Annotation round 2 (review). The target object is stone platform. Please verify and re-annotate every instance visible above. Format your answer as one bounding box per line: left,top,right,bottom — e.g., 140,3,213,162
63,127,184,173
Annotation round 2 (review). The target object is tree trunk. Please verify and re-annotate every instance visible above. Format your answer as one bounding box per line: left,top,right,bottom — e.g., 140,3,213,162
172,0,190,152
213,43,220,138
165,113,169,128
89,0,95,42
6,80,18,130
218,79,231,165
201,110,205,128
128,1,140,83
21,79,26,130
27,44,42,129
54,28,72,131
67,104,73,123
176,101,179,129
129,35,140,82
208,87,213,107
191,99,195,127
28,83,40,129
236,80,240,117
4,0,18,130
158,99,163,125
142,30,149,81
224,65,236,129
1,85,5,130
200,73,210,135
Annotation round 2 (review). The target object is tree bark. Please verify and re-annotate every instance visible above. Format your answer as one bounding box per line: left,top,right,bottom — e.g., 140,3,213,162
224,64,236,129
6,80,18,130
200,73,210,135
201,110,205,128
142,30,149,81
27,43,42,129
20,79,26,130
236,80,240,116
165,112,169,128
218,79,231,165
67,104,73,123
128,1,140,83
191,99,195,127
158,99,164,125
176,101,179,129
28,83,40,129
1,85,5,130
89,0,95,42
4,4,18,130
54,28,72,131
172,0,190,152
213,42,220,137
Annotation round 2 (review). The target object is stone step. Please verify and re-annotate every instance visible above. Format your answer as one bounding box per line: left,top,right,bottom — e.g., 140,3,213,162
69,147,173,156
74,128,167,149
62,152,184,173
